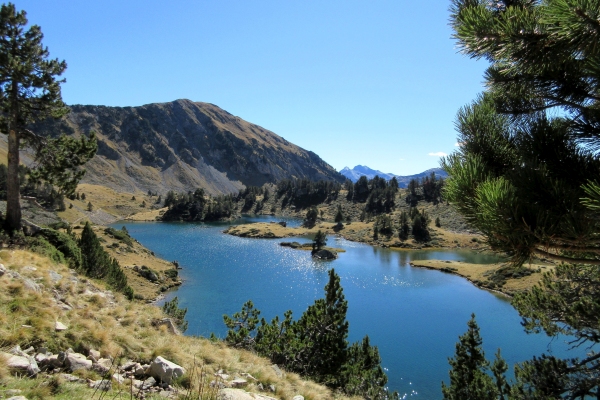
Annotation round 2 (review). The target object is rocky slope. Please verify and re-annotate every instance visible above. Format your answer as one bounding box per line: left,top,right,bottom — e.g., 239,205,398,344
27,99,344,195
340,165,448,186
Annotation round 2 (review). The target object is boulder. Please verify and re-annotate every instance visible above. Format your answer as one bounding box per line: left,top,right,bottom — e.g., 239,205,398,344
293,396,304,400
93,358,113,374
88,349,101,362
0,263,6,277
312,249,337,260
89,380,112,391
40,354,63,369
55,321,68,331
142,376,157,390
65,352,93,371
147,356,185,384
230,378,247,388
219,389,255,400
2,352,39,376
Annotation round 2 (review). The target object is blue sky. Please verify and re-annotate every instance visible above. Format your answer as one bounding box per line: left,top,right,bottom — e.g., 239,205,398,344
15,0,486,175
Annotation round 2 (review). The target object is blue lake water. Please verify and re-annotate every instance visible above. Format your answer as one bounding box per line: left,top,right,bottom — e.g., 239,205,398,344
115,217,579,399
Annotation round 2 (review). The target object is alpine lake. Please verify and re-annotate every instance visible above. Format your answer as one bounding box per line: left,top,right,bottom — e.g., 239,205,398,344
113,216,580,399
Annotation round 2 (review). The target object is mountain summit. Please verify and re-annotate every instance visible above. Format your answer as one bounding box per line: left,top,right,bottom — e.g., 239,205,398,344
340,165,447,187
29,99,344,194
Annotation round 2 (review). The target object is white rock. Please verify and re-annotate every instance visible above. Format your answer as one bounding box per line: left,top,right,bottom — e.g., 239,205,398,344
147,356,185,385
0,263,6,277
88,349,101,361
2,352,39,376
230,378,247,388
65,352,93,371
112,373,125,384
6,396,29,400
292,396,304,400
55,321,68,331
218,388,255,400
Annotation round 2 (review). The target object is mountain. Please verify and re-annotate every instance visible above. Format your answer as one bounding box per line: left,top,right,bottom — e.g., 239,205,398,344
340,165,448,187
25,99,344,195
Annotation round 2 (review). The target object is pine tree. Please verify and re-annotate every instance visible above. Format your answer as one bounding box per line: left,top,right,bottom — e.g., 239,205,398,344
312,230,327,253
0,4,96,232
162,296,188,333
442,315,502,400
335,204,344,226
444,1,600,396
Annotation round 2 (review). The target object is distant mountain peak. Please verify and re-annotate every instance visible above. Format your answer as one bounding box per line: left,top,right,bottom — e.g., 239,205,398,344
339,165,447,187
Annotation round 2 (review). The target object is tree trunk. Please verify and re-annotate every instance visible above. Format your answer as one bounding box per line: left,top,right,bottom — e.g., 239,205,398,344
5,125,21,232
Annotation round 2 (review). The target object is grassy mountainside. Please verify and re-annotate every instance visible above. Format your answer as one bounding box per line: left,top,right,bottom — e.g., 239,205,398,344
0,249,349,400
24,99,344,195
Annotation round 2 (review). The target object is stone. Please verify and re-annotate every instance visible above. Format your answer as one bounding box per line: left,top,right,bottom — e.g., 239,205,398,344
155,318,181,335
65,352,93,371
93,358,113,374
112,373,125,384
22,278,41,292
312,249,337,260
61,373,86,383
88,349,101,362
292,396,304,400
34,353,47,363
121,360,136,371
23,347,34,354
147,356,185,385
230,378,247,388
271,365,283,378
133,363,145,377
142,376,157,390
218,388,255,400
215,373,229,381
2,352,39,377
40,354,63,369
0,263,5,277
5,389,22,396
6,396,29,400
49,271,62,282
55,321,68,331
89,380,112,391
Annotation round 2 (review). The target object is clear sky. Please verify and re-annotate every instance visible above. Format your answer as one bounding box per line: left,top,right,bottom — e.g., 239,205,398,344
14,0,486,176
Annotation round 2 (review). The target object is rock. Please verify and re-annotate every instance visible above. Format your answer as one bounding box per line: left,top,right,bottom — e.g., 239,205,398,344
278,221,287,227
155,318,181,335
121,360,137,371
133,363,145,377
268,385,276,393
40,354,63,369
23,347,34,354
55,321,68,331
89,380,112,391
22,278,41,292
37,347,48,355
230,378,247,388
22,265,37,272
65,352,93,371
0,263,5,277
5,389,22,396
147,356,185,384
240,373,257,381
271,365,283,378
34,353,47,363
215,373,229,381
112,373,125,384
312,249,337,260
93,358,113,374
61,373,86,383
293,396,304,400
142,376,157,390
6,396,29,400
218,388,255,400
88,349,101,361
49,271,62,282
2,352,39,377
138,266,159,282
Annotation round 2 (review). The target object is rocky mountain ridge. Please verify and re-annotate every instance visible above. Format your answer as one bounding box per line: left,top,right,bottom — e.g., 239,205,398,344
26,99,344,195
340,165,447,187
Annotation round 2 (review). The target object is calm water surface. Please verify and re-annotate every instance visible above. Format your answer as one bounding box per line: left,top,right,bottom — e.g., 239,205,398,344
115,217,577,399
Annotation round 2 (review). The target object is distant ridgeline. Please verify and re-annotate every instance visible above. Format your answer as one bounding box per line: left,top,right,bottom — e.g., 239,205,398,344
340,165,447,188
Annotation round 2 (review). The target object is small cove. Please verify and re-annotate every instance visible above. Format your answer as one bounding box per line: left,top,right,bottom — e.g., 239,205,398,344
115,217,579,399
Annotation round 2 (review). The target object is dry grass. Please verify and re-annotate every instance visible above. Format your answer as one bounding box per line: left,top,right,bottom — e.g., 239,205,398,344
409,259,554,296
0,249,347,400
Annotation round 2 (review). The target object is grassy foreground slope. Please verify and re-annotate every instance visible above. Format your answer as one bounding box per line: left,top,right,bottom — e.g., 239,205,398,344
0,249,351,400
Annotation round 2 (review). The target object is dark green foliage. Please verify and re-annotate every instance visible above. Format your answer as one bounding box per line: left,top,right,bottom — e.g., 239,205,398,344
350,175,398,215
26,236,65,265
87,201,93,212
410,208,430,242
223,269,390,397
162,296,188,333
161,188,235,222
312,230,327,253
0,164,66,210
444,1,600,397
0,3,96,231
304,206,318,227
435,216,441,227
442,315,507,399
335,205,344,225
375,214,393,236
40,228,82,269
276,178,341,208
104,227,133,246
223,300,260,350
406,173,444,206
398,211,410,240
77,222,133,298
340,336,388,399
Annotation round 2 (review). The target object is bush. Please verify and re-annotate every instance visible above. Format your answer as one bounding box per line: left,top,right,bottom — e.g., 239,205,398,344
40,228,82,269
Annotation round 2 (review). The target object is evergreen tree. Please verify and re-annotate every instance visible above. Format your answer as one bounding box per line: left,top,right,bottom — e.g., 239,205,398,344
305,206,318,227
340,335,388,399
444,0,600,397
0,4,96,232
312,230,327,253
223,300,260,350
335,204,344,226
442,314,503,400
162,296,188,333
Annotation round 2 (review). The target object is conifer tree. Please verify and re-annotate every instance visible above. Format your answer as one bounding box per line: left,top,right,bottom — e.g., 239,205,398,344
442,315,503,400
444,0,600,397
0,3,96,232
312,230,327,253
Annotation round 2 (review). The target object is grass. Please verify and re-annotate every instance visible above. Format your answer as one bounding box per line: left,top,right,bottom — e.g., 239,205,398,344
0,249,349,400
